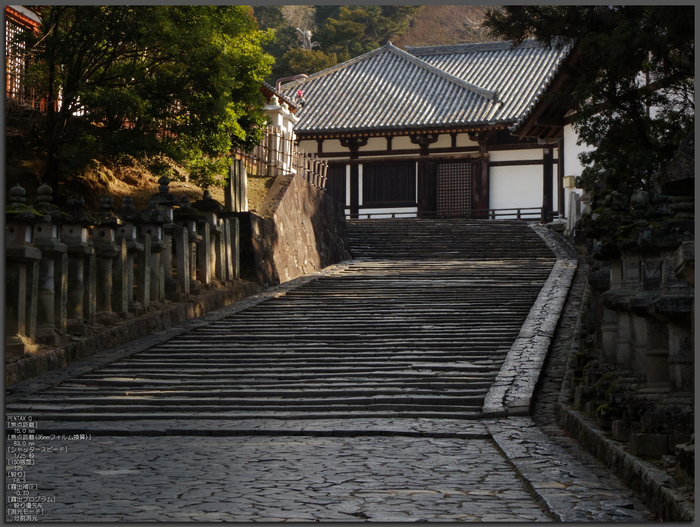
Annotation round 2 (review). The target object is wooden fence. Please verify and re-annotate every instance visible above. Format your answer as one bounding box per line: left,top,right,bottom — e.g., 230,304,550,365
234,126,328,190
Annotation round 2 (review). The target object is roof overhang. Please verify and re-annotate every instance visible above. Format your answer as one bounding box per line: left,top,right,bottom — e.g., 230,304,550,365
260,83,297,114
295,123,514,141
511,45,581,141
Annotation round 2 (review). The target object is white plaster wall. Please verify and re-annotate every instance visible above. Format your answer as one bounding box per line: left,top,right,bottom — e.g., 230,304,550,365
322,139,348,153
562,124,588,218
392,136,420,150
432,134,452,148
298,140,317,154
455,133,479,148
490,149,543,162
563,124,587,179
359,137,388,151
490,166,543,217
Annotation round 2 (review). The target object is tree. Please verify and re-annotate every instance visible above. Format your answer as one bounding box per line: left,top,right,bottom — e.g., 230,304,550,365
256,5,424,82
315,6,424,58
24,6,274,193
484,6,694,193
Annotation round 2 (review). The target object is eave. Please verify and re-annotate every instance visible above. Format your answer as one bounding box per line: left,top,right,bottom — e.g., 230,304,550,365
512,45,581,141
296,123,513,141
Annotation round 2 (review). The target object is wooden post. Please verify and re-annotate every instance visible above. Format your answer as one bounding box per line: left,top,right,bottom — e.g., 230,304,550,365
543,147,554,223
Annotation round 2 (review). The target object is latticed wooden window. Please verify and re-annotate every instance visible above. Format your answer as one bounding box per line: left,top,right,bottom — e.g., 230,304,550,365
436,161,472,216
362,163,416,205
5,11,41,109
6,18,27,100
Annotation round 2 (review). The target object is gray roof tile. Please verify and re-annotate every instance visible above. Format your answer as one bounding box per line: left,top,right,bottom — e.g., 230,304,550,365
282,40,571,135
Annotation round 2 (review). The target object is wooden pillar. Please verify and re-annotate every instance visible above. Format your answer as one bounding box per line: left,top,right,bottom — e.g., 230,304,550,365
557,138,565,218
417,160,437,217
350,162,359,218
543,147,554,223
341,137,368,218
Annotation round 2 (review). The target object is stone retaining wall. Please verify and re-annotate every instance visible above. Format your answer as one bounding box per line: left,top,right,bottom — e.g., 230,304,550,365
238,173,351,286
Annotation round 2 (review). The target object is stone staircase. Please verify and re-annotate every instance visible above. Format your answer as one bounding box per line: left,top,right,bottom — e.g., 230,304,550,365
347,218,555,260
6,219,557,422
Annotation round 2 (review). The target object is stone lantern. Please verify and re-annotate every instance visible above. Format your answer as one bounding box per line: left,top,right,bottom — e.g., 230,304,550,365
61,194,96,333
93,195,123,323
193,189,226,285
174,196,205,294
115,196,149,314
6,184,43,352
140,200,169,303
150,176,179,299
33,183,69,344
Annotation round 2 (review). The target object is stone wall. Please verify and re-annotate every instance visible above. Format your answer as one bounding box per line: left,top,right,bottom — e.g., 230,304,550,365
238,173,351,286
562,132,694,465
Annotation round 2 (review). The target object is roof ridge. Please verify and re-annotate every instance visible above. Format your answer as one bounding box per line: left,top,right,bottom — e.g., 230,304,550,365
282,42,499,102
385,42,498,102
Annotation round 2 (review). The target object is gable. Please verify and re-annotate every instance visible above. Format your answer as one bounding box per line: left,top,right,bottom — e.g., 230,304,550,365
282,40,572,136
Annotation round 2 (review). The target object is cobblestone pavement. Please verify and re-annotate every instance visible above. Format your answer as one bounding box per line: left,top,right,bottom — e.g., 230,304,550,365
6,224,655,522
7,415,651,522
11,432,551,522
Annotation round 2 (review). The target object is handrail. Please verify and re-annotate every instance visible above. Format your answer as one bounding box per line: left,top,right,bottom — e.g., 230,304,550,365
353,207,549,222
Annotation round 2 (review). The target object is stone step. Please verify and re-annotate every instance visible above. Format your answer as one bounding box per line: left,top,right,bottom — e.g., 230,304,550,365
8,220,556,423
3,410,483,421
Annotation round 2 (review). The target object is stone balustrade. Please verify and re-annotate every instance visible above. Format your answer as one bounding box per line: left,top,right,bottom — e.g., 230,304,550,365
5,177,240,353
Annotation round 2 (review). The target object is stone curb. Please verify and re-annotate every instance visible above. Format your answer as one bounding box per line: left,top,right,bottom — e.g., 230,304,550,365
482,258,577,417
557,406,695,522
536,226,694,523
485,416,648,522
6,261,356,400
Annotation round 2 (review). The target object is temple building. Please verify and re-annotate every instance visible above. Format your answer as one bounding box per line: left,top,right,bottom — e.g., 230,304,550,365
281,39,585,221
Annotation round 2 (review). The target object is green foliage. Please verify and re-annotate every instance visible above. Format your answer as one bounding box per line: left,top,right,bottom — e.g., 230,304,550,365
485,6,695,193
25,6,274,190
315,6,424,57
282,49,338,76
255,5,423,82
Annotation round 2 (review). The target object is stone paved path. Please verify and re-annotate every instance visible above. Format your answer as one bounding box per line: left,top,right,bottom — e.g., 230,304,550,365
5,220,652,522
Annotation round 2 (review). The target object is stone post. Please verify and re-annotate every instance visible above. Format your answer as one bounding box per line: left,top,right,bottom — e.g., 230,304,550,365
94,196,122,325
112,237,129,316
220,213,239,281
33,184,69,345
150,176,179,295
630,314,648,374
140,200,169,303
668,322,693,394
644,319,670,388
600,307,618,365
193,190,226,285
136,232,151,307
226,160,248,213
5,184,42,353
174,197,205,294
174,225,190,297
61,195,95,335
115,196,146,315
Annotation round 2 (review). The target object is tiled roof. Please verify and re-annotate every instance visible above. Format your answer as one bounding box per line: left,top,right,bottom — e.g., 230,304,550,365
281,40,572,135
